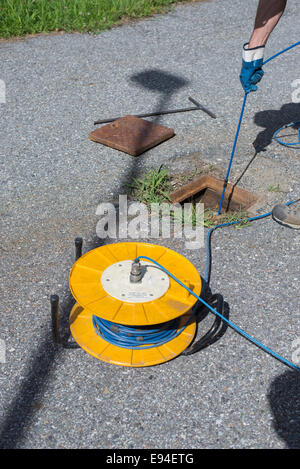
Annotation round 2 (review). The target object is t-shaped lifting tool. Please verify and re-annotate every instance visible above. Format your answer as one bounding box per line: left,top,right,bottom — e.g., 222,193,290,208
94,97,216,125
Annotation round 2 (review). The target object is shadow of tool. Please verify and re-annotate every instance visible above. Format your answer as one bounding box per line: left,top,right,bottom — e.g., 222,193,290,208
0,69,192,449
127,68,189,153
115,68,190,194
49,69,191,350
253,102,300,153
223,151,258,213
130,68,189,125
268,370,300,448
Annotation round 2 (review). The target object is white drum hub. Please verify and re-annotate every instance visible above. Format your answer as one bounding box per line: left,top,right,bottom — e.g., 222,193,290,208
101,259,170,303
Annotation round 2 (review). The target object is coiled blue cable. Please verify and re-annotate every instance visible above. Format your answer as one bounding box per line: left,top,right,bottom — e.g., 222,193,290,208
218,41,300,215
92,42,300,371
93,203,299,370
273,121,300,147
93,315,186,349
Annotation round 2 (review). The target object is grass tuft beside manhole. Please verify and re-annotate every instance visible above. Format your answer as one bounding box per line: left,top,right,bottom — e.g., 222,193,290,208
127,166,250,228
127,165,173,205
0,0,201,38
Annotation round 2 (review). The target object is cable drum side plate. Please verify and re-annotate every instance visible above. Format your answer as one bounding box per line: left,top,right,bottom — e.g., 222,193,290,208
69,242,202,326
69,242,201,366
69,303,197,367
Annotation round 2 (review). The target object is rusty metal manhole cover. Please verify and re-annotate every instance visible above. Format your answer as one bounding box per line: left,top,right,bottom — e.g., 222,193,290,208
89,115,175,156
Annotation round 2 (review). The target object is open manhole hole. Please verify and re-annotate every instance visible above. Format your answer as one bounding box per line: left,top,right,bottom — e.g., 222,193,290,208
170,175,259,214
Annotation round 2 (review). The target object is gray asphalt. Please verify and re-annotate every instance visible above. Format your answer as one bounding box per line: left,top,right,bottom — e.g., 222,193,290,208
0,0,300,449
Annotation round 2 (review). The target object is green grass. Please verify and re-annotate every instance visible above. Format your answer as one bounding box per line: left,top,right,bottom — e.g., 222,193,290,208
127,165,173,206
171,206,250,229
128,166,251,228
267,183,283,193
0,0,196,38
202,207,251,228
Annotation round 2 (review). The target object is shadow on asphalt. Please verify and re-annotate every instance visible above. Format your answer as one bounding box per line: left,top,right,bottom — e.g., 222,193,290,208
0,335,58,449
253,102,300,153
222,103,300,212
268,369,300,449
2,70,298,449
0,68,193,448
130,68,188,129
126,69,189,164
224,151,258,213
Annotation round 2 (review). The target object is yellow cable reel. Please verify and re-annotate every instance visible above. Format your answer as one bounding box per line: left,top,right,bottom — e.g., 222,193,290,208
69,242,202,367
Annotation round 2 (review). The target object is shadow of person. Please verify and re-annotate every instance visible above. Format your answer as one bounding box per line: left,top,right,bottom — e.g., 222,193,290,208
253,102,300,152
268,369,300,448
57,70,191,352
0,69,191,449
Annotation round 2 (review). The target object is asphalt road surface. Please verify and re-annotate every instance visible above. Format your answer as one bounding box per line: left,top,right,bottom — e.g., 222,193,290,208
0,0,299,449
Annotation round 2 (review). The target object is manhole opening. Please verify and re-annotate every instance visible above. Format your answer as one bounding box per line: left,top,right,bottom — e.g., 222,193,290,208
180,187,244,213
170,175,259,214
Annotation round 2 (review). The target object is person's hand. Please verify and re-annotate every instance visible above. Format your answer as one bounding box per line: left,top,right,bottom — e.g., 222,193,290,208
240,43,265,93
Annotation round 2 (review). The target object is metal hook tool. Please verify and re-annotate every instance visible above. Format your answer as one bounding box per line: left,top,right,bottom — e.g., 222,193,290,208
93,97,216,125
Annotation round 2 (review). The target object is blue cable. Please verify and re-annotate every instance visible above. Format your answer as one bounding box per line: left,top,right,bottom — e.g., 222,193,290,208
218,41,300,215
204,212,271,284
135,255,300,372
92,42,300,371
262,41,300,65
93,203,299,369
204,201,300,284
93,314,188,349
217,93,248,214
273,121,300,147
